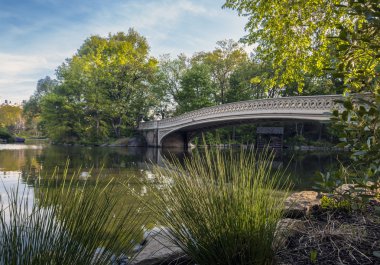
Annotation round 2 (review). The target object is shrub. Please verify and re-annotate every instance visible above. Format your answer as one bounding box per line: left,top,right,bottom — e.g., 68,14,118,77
145,147,290,265
320,195,351,211
0,128,14,142
0,170,144,264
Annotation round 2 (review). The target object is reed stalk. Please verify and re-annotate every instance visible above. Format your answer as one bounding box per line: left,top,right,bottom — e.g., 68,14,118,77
0,168,144,265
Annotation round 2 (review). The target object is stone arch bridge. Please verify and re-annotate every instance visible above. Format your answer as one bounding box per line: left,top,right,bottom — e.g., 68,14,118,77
138,95,346,148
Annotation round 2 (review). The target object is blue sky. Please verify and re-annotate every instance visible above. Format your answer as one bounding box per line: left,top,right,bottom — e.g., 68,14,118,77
0,0,249,103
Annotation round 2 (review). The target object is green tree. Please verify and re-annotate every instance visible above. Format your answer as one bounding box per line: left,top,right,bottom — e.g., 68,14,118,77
224,0,379,93
226,60,272,101
39,29,158,143
151,54,188,119
176,64,216,114
0,105,23,134
23,76,58,136
332,94,380,179
40,93,83,142
192,40,248,103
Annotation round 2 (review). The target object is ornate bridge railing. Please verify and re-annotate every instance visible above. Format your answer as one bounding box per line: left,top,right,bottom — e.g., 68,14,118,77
138,95,345,130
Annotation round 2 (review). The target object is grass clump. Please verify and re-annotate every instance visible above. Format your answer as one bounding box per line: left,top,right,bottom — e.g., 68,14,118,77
147,147,290,265
0,169,144,265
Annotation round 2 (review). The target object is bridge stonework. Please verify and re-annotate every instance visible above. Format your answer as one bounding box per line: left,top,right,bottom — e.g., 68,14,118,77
138,95,346,148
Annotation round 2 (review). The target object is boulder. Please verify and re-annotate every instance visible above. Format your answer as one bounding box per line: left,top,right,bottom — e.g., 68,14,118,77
335,183,380,197
284,191,320,218
274,218,306,249
131,227,188,265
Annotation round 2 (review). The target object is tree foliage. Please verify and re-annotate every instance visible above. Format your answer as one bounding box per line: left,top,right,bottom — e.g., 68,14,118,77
223,0,379,93
192,40,248,103
333,94,380,176
176,64,216,114
32,29,158,143
0,104,23,134
23,76,58,136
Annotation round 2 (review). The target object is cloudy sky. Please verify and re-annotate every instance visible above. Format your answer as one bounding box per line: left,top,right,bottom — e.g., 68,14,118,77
0,0,248,103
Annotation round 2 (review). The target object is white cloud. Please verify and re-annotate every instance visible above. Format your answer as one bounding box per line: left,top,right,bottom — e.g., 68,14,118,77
0,53,58,102
0,53,49,75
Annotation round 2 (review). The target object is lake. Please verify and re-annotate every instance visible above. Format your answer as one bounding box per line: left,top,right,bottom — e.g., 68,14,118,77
0,141,346,192
0,141,348,254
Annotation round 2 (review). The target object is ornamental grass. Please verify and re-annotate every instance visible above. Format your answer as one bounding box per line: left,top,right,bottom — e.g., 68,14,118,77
0,167,143,265
147,147,290,265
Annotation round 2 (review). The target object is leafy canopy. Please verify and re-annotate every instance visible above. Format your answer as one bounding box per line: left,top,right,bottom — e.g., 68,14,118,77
224,0,379,92
38,29,158,143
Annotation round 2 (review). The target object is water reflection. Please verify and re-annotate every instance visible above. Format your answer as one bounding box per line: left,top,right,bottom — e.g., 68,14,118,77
0,142,349,256
0,143,348,191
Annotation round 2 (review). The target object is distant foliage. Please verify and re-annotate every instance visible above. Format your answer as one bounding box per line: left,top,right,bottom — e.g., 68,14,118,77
0,105,23,135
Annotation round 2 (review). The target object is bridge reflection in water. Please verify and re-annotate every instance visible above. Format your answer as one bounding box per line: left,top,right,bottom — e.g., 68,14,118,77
0,143,347,191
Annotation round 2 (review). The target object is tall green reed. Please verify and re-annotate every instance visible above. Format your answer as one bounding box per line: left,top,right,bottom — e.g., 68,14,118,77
0,166,144,265
146,147,290,265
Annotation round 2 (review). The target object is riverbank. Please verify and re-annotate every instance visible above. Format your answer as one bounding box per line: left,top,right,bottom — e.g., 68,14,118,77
132,191,380,265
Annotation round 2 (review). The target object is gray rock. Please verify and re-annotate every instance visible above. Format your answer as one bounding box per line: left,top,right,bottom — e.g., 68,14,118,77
274,218,306,249
131,227,186,265
92,247,109,264
335,183,379,197
284,191,320,218
116,253,129,265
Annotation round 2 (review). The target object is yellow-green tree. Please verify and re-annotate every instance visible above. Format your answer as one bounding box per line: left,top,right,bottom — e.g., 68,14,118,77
39,29,158,143
192,40,248,103
0,105,23,134
224,0,379,93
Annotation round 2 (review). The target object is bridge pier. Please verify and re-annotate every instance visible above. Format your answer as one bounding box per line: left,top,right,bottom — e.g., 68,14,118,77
142,129,159,147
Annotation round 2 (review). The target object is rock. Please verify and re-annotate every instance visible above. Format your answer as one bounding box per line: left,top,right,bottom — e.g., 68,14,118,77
142,226,166,243
284,191,320,218
131,227,187,265
92,247,129,265
335,183,380,198
274,218,306,249
116,253,129,265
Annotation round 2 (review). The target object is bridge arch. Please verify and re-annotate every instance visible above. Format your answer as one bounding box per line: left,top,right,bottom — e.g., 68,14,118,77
138,95,345,148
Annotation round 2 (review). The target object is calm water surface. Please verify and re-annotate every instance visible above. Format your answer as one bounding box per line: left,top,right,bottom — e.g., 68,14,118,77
0,141,348,248
0,141,347,191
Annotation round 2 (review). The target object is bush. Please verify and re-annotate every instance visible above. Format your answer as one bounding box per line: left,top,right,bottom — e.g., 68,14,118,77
318,92,380,207
145,147,290,265
320,195,351,211
0,128,14,142
0,170,144,264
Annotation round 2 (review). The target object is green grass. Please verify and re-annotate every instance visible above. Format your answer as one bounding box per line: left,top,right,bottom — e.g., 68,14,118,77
145,147,291,265
0,167,144,265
